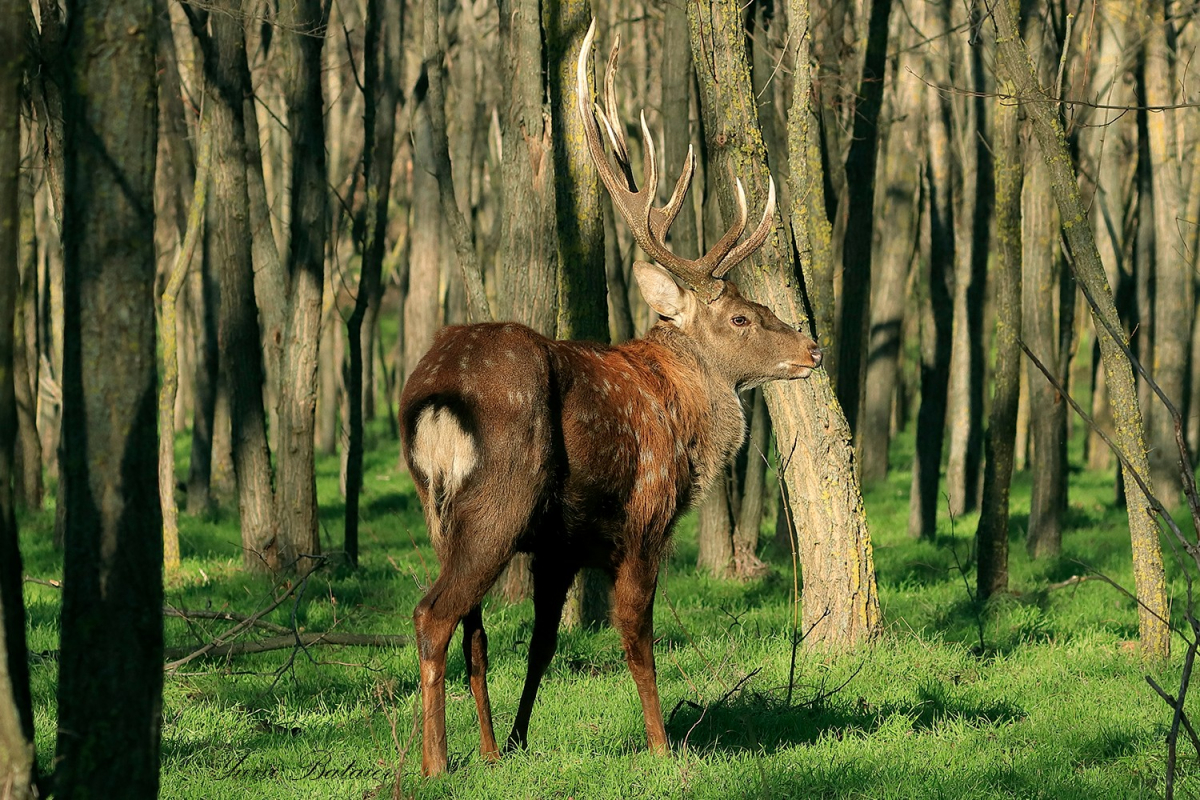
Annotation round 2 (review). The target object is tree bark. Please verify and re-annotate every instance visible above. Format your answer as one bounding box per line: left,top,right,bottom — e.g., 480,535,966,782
55,0,163,794
1023,143,1067,558
159,125,211,572
345,0,401,568
185,233,219,515
275,0,331,568
944,5,991,517
860,21,921,484
733,388,770,579
193,2,278,569
695,0,881,648
908,2,956,540
991,0,1169,659
835,0,893,441
14,170,42,511
494,0,558,336
0,7,36,792
697,478,735,578
491,0,560,602
1081,0,1136,472
1142,0,1191,510
546,0,610,628
976,94,1022,600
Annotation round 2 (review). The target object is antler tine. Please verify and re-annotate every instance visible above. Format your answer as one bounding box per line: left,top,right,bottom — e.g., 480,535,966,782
651,145,696,240
603,40,631,169
579,20,779,300
639,111,659,217
691,179,749,278
577,22,638,207
713,178,777,279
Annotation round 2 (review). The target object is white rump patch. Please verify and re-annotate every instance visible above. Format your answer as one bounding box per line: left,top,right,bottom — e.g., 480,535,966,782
411,407,478,545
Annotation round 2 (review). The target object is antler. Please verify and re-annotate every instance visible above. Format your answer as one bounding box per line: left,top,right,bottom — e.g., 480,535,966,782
576,19,776,303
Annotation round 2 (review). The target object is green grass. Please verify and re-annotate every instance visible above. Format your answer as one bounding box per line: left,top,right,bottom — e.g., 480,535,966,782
17,420,1199,799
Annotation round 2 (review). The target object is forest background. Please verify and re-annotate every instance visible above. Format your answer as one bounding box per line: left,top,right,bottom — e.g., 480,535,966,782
3,0,1200,796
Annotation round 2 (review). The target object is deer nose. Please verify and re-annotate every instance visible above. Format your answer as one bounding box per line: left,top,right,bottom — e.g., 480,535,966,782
810,345,823,367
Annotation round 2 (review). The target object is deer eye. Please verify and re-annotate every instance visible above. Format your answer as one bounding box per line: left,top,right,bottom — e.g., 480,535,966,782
731,315,751,328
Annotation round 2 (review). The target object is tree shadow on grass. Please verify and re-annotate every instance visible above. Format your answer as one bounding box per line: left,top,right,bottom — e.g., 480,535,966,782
666,680,1025,756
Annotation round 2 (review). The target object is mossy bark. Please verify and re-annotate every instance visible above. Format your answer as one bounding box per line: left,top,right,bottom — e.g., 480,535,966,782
976,93,1023,599
992,0,1170,659
158,125,211,572
693,0,881,648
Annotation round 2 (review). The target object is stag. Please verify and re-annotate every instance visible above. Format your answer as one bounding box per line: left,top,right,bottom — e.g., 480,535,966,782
399,21,822,776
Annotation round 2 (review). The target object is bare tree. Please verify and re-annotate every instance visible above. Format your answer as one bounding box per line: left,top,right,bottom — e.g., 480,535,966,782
976,92,1023,599
991,0,1170,659
186,1,279,569
0,4,36,793
694,0,881,648
54,0,164,794
345,0,402,567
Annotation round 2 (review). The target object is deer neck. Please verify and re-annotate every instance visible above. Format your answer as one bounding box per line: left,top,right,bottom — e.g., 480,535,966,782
637,323,746,501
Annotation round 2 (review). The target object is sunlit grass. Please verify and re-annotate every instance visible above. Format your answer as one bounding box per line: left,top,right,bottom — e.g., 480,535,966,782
16,418,1194,799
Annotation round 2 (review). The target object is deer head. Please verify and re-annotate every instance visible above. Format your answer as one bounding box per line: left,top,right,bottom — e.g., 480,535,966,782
577,21,822,388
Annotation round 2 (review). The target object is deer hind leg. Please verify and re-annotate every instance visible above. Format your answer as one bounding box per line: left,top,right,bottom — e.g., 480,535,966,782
506,556,577,751
613,557,668,755
414,551,508,777
461,603,498,761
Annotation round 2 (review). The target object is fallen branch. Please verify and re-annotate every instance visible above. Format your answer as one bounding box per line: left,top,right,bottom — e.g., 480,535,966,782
164,605,290,635
163,632,409,661
164,568,317,672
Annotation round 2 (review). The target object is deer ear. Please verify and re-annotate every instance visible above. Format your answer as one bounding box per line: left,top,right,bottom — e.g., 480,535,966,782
634,260,695,323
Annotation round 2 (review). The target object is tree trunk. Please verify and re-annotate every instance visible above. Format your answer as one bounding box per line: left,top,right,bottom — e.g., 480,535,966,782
733,389,770,579
835,0,892,441
976,94,1022,600
991,0,1169,659
491,0,560,602
14,168,42,510
695,0,881,649
317,281,339,455
496,0,557,334
697,478,735,578
0,9,37,792
159,126,211,572
55,0,163,793
546,0,611,629
860,21,921,484
275,0,330,568
197,2,279,569
1023,144,1067,558
1143,0,1191,510
1082,0,1136,472
944,7,991,517
908,5,955,540
345,0,401,568
404,122,442,386
185,232,219,515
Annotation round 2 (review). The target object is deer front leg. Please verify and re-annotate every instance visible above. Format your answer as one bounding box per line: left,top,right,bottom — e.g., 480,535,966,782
613,558,668,755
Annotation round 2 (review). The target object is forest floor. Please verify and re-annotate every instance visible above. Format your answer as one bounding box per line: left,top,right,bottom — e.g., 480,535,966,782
16,422,1199,799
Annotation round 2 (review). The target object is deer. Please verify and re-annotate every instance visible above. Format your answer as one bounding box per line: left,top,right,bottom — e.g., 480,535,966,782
399,20,823,777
